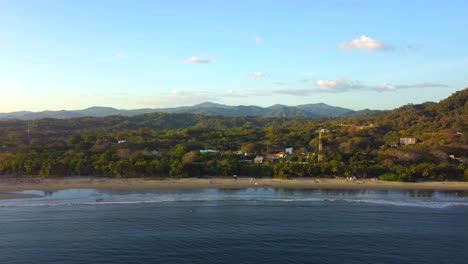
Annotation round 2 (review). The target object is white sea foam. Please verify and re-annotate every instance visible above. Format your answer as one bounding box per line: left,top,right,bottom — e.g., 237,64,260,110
1,189,467,209
348,199,468,208
259,197,468,208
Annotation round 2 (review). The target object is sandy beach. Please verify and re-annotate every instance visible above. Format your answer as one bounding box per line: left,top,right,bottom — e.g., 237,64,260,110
1,177,468,200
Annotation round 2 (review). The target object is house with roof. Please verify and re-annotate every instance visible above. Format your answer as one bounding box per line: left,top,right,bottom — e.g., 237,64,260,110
275,152,287,158
200,149,219,153
400,137,418,145
266,154,282,163
254,156,264,164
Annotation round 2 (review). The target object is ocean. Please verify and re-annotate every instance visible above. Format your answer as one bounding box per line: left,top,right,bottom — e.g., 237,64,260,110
1,188,467,264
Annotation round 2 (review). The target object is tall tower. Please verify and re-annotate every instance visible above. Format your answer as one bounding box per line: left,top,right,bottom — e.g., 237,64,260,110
27,120,31,145
318,129,323,163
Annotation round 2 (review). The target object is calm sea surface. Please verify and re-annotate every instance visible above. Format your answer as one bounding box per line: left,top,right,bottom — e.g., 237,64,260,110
1,188,467,264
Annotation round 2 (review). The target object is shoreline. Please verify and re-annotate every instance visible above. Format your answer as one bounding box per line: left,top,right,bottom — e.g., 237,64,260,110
0,193,42,200
1,177,468,200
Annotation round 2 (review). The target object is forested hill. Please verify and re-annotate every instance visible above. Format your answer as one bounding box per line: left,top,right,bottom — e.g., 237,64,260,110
0,88,466,181
0,102,375,120
339,88,467,132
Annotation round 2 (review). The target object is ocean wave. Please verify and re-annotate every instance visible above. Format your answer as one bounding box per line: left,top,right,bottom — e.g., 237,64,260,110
2,195,468,209
349,199,468,208
2,187,468,209
263,197,468,208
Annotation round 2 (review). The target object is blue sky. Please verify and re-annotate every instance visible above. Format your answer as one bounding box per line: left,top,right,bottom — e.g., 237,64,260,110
1,0,467,112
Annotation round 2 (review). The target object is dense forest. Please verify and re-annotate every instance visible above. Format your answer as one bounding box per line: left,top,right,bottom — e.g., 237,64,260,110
0,89,466,181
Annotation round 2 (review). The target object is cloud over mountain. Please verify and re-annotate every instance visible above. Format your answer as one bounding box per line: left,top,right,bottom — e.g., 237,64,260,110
315,78,447,93
316,79,364,92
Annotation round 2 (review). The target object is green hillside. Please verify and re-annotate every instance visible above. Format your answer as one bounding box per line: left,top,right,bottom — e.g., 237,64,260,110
0,88,466,181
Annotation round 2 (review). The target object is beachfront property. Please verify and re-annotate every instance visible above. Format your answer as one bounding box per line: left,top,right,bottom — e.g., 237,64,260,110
200,149,219,153
254,156,264,164
266,154,282,163
275,152,287,159
400,137,418,145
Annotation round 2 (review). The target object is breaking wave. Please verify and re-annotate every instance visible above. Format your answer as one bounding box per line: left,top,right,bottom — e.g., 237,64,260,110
1,188,468,209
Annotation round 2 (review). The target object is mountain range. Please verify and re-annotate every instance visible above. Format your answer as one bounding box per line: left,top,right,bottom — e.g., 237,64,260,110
0,102,379,120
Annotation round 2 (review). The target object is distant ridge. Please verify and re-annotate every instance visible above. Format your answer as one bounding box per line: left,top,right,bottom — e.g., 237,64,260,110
0,102,379,120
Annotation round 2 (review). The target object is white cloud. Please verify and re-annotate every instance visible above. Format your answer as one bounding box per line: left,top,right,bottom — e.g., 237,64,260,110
248,79,448,96
115,52,127,59
372,82,447,92
380,84,397,91
73,81,447,109
248,72,267,79
315,78,446,93
254,36,264,44
338,35,389,51
184,56,216,64
316,78,364,92
392,83,447,89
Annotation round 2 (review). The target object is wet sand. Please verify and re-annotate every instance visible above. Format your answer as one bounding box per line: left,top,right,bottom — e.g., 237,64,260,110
1,177,468,199
0,192,41,200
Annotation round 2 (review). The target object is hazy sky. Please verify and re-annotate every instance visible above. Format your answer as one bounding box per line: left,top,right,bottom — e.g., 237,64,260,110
1,0,467,112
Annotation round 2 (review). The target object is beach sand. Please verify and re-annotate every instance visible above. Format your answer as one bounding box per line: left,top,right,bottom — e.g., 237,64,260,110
1,177,468,199
0,192,42,200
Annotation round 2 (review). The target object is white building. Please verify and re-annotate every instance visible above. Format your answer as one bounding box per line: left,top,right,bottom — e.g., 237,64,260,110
400,137,417,145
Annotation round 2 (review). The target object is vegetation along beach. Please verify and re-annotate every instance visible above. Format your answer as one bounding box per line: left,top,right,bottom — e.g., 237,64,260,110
0,89,466,184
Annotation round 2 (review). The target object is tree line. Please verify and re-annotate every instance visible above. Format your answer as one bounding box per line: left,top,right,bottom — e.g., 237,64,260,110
0,89,466,181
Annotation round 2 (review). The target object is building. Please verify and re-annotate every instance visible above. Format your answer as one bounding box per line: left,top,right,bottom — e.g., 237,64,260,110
285,148,294,154
200,149,219,153
266,154,281,163
254,156,264,164
400,137,418,145
274,152,287,159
